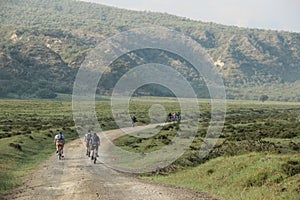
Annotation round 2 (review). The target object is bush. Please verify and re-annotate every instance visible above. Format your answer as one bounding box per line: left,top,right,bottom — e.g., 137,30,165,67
282,160,300,177
207,169,215,175
245,171,269,187
259,95,269,102
9,143,22,151
36,89,57,99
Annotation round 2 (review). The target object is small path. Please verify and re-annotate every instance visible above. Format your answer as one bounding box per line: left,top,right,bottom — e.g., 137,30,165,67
2,125,218,200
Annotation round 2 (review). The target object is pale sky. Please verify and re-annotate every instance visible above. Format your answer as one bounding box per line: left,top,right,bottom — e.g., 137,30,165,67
81,0,300,33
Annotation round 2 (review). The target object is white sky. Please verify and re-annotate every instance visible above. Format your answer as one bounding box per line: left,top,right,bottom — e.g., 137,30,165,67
81,0,300,33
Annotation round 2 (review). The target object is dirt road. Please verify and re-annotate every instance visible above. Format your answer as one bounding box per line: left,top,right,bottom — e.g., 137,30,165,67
3,126,218,200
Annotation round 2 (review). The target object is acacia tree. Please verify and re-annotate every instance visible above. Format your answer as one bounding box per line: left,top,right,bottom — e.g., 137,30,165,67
259,95,269,102
36,89,57,99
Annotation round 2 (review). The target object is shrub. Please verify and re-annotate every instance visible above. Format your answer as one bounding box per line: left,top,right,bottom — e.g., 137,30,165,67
282,160,300,177
259,95,269,102
245,171,269,187
9,143,22,151
207,169,214,175
36,89,57,99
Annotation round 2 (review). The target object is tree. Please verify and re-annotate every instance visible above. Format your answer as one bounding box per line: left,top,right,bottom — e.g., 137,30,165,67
0,87,7,97
36,89,57,99
259,95,269,102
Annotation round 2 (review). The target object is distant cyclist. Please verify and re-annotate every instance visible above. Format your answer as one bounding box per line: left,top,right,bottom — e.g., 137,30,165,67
131,116,137,127
84,129,92,156
90,132,100,160
54,131,65,157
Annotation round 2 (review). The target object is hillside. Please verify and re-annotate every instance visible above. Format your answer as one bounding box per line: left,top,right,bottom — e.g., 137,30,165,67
0,0,300,101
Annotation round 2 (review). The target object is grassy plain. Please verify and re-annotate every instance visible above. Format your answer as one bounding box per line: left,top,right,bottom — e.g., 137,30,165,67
0,100,77,193
0,98,299,199
114,99,300,199
0,97,170,193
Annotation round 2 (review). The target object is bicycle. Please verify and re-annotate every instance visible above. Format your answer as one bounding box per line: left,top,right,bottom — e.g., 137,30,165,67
56,142,64,160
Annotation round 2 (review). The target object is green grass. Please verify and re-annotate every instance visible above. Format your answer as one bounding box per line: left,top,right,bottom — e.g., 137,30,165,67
55,93,112,101
115,100,300,168
145,153,300,200
112,99,300,199
113,123,179,153
1,98,300,198
0,97,180,194
0,129,77,193
0,100,78,194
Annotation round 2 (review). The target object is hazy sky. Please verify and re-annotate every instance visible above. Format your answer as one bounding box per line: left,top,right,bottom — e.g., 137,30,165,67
82,0,300,33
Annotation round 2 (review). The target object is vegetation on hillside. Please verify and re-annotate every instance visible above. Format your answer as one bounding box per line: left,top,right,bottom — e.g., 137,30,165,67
0,0,299,101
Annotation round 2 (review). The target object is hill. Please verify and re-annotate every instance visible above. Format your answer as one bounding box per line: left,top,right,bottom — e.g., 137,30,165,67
0,0,299,101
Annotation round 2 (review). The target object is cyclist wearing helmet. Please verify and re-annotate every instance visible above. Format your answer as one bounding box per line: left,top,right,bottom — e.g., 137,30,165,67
90,132,100,160
54,131,65,157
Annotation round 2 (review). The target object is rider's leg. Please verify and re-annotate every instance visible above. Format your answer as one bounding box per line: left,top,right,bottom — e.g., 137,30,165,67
86,142,89,155
91,146,94,160
96,145,99,157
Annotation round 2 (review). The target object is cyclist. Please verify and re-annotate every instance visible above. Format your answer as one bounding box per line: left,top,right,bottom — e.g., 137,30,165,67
84,129,92,156
131,116,137,127
90,132,100,160
54,131,65,157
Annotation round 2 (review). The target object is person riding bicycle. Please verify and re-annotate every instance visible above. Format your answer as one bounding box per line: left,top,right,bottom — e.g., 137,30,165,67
54,131,65,157
131,116,137,127
84,129,92,156
90,132,100,160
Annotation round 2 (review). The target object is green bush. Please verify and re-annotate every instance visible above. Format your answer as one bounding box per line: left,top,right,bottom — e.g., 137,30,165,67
282,160,300,177
36,89,57,99
245,171,269,187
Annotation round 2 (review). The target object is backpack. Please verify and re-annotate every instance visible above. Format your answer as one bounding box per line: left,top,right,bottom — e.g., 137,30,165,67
57,134,64,141
93,135,99,142
132,116,137,123
86,133,92,141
